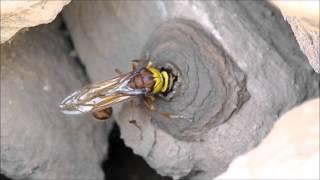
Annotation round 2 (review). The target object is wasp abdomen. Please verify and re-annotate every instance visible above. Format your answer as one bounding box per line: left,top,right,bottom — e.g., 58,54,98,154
93,107,113,120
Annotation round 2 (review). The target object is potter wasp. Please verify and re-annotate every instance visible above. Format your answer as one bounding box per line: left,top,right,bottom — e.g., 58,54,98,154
60,60,178,120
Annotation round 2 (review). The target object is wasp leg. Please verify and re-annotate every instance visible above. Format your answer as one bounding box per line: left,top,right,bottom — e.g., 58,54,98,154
144,96,193,122
129,119,143,140
143,96,173,120
131,59,151,70
115,68,123,75
143,96,157,111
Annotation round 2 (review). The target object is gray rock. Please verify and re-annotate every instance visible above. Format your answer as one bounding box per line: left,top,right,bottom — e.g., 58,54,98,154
0,18,109,179
286,17,320,73
63,1,319,180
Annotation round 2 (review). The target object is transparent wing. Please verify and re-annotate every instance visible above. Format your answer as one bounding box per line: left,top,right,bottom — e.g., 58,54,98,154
60,72,145,115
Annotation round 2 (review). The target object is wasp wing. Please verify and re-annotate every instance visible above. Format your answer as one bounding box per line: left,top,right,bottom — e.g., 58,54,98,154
60,72,144,115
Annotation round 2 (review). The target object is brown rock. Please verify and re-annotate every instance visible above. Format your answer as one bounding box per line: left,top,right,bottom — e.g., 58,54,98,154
216,99,320,179
0,0,71,43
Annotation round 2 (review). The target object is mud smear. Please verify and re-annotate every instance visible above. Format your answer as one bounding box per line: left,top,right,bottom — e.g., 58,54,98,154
141,18,250,141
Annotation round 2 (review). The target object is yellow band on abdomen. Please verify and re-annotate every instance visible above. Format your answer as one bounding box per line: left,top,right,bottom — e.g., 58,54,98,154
161,71,169,93
148,67,163,94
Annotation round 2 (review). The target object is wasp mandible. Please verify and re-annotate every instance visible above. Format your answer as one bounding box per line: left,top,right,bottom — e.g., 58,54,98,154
60,60,178,120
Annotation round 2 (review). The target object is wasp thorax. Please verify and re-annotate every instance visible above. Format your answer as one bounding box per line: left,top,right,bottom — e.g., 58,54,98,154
128,68,155,93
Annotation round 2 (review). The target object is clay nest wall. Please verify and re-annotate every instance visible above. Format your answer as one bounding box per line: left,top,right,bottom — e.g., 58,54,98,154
1,1,319,180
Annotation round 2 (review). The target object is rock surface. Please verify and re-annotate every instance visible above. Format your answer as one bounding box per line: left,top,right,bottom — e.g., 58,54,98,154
268,0,320,73
63,1,319,179
286,17,319,73
103,125,172,180
216,98,320,179
0,18,109,179
0,0,71,43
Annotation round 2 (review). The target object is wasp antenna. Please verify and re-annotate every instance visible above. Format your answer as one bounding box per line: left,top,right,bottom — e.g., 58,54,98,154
131,59,140,63
131,59,149,64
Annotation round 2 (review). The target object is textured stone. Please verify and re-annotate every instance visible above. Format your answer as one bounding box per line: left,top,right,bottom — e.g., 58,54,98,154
0,18,109,179
216,98,320,179
0,0,71,43
268,0,319,73
286,17,320,73
63,1,319,179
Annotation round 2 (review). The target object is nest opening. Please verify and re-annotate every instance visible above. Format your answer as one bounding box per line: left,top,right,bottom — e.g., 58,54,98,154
156,62,181,101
